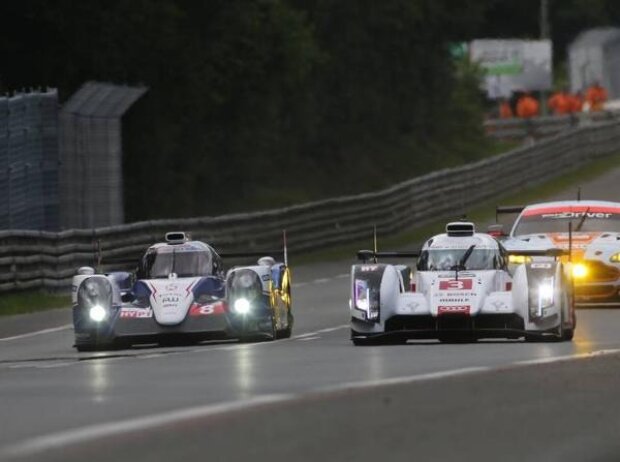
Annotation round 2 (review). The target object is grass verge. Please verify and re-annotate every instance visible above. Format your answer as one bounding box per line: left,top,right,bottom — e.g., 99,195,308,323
0,292,71,317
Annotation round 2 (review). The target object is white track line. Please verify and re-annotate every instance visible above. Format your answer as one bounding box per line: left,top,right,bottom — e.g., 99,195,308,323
2,394,294,458
8,348,619,458
0,324,72,342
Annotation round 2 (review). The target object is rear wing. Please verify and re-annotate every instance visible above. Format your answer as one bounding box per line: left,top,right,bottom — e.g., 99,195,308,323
495,205,525,223
220,251,284,259
357,250,420,263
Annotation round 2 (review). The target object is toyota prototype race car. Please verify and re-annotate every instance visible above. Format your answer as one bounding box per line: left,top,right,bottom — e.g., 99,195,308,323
495,200,620,307
349,222,575,345
71,232,293,351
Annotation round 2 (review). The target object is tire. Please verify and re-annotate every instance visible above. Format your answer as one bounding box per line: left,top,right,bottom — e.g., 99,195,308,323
241,315,277,343
75,344,99,352
352,337,377,346
277,313,294,339
562,328,574,341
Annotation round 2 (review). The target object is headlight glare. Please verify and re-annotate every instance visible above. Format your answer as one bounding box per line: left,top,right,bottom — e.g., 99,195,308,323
610,253,620,263
509,255,532,264
538,281,555,309
233,298,251,314
354,278,379,321
89,305,107,322
572,263,588,279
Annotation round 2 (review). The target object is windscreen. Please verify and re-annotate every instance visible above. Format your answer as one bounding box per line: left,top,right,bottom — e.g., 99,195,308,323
417,248,500,271
140,249,213,278
513,209,620,235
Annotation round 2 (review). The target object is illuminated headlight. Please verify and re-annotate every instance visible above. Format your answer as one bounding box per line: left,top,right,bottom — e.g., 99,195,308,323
509,255,532,264
572,263,588,279
610,253,620,263
354,279,379,321
538,281,555,309
233,298,251,314
89,305,107,322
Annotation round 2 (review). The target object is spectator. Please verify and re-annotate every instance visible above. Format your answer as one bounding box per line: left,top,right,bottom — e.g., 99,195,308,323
567,90,584,126
585,81,608,112
568,90,583,113
499,98,513,118
516,91,539,118
547,87,571,115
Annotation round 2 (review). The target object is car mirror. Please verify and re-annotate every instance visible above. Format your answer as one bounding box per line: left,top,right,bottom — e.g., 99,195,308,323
487,224,507,238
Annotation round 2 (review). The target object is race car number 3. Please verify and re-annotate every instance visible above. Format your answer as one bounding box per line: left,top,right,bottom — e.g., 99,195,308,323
439,279,473,290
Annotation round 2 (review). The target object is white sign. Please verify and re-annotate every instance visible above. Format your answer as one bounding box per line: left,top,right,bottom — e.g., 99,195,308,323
470,39,552,99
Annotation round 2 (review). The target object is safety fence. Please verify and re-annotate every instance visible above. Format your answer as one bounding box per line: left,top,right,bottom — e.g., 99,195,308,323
484,110,620,141
0,90,59,231
1,120,620,292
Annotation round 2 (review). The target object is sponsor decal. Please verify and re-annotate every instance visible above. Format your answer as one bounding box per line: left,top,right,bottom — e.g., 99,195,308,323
439,279,473,290
189,301,226,316
261,274,271,281
165,283,179,291
523,206,620,217
438,305,471,315
119,307,153,318
531,263,552,269
360,265,379,272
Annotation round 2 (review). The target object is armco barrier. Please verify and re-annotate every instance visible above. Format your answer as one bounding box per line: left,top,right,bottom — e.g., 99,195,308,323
1,120,620,292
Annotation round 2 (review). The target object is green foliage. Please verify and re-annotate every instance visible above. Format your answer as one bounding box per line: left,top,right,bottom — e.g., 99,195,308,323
2,0,615,220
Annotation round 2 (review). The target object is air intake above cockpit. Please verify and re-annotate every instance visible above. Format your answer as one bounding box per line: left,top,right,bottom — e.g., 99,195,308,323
165,232,189,244
446,222,475,237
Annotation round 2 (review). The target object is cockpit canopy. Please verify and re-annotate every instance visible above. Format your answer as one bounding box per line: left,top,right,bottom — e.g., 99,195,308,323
137,243,221,279
417,247,505,271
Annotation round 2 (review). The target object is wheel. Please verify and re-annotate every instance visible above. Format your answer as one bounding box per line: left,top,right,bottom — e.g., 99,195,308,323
352,336,377,346
276,313,294,339
562,328,574,341
75,344,99,352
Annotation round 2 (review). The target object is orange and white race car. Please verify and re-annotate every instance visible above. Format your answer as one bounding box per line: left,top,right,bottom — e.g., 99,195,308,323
498,200,620,307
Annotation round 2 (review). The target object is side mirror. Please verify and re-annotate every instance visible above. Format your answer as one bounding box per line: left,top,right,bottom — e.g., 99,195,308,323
487,224,507,239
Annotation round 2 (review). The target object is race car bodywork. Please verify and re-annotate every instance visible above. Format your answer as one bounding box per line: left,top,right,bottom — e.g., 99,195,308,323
499,200,620,306
349,222,575,344
72,232,293,351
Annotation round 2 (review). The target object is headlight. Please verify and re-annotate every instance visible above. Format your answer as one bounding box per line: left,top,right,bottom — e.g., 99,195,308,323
509,255,532,264
537,280,555,309
233,298,251,314
610,253,620,263
89,305,107,322
572,263,588,279
354,279,379,321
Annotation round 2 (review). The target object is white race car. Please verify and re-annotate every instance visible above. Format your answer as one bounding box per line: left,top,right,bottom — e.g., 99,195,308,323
349,222,575,344
496,200,620,307
72,232,293,351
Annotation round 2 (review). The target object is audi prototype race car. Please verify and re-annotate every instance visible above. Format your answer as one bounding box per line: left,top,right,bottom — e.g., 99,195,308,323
72,232,293,351
349,222,575,345
497,200,620,307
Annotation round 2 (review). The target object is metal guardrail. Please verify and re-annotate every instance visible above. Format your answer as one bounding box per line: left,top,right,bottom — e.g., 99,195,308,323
2,121,620,292
484,110,620,140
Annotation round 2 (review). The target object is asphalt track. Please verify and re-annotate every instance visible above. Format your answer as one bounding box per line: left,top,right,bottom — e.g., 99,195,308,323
2,165,620,461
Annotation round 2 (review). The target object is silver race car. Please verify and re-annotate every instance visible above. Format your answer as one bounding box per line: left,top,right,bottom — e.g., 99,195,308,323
349,222,575,344
72,232,293,351
496,200,620,307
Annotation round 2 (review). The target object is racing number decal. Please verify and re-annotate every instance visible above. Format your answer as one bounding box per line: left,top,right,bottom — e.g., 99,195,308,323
189,302,225,316
439,279,473,290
